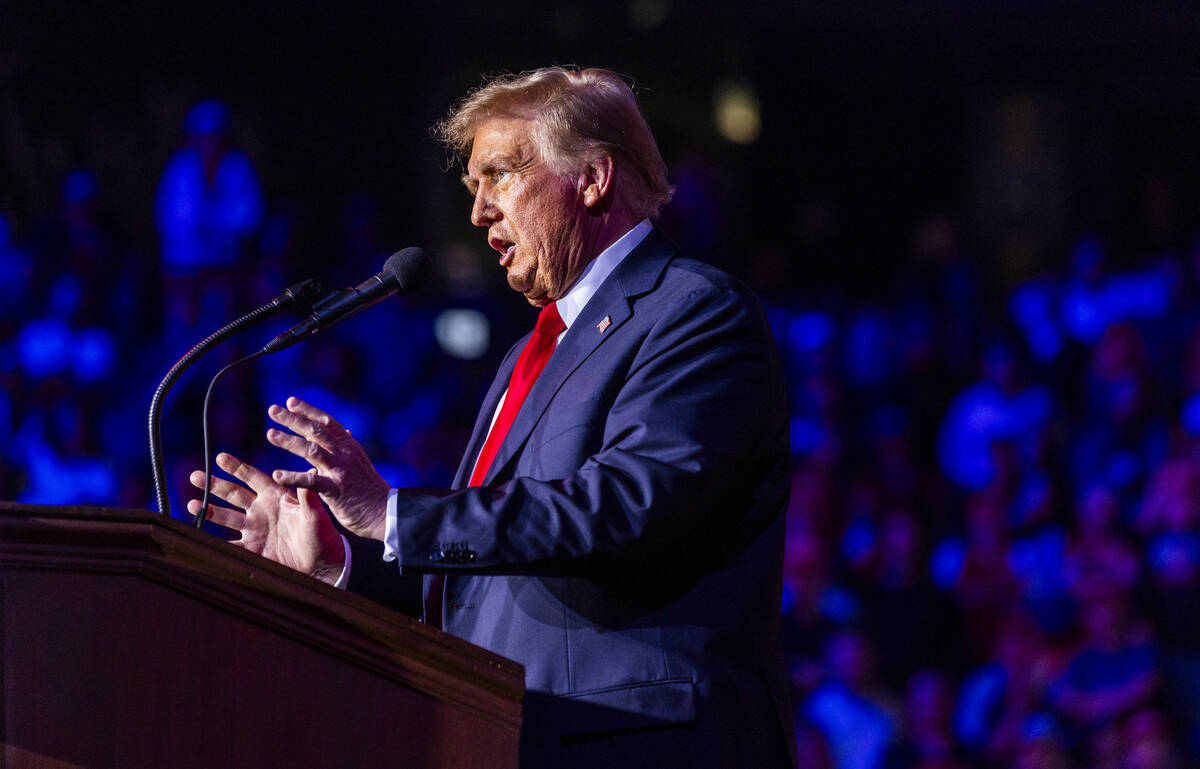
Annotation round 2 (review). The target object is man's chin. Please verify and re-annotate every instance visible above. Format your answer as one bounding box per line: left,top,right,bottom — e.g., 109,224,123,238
518,284,552,307
507,273,543,304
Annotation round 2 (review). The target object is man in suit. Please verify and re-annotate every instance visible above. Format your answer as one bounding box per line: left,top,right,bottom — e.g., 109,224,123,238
191,67,795,768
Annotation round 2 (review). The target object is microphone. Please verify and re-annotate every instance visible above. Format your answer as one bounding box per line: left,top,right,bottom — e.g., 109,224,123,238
262,247,432,354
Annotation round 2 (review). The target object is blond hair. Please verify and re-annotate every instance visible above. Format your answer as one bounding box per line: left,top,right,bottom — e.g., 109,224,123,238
434,67,674,220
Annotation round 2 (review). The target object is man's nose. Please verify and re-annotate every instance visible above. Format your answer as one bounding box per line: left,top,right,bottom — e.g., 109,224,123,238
471,189,499,227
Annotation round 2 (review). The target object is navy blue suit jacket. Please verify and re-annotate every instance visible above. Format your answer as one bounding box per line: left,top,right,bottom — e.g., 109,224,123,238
365,230,794,767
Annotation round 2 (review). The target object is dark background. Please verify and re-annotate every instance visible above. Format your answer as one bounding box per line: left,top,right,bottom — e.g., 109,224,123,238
10,0,1200,282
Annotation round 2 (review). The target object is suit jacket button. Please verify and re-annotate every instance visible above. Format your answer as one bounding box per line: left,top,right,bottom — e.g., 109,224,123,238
429,551,444,562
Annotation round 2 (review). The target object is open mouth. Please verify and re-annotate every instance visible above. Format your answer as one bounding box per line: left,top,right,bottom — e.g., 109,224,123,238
489,237,517,266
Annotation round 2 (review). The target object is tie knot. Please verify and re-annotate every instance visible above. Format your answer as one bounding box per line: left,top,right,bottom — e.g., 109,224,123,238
535,301,566,337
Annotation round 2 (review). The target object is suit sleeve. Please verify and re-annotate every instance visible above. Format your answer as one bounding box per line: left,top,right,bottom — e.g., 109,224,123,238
390,283,786,574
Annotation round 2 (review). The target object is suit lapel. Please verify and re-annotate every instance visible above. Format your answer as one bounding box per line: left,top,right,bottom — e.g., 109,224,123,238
482,229,677,486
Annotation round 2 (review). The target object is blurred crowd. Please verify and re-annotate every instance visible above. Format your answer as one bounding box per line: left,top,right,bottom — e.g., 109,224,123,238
0,94,502,519
766,203,1200,767
4,94,1200,768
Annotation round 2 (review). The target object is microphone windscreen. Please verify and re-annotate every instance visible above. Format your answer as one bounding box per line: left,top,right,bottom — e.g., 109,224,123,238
383,247,433,295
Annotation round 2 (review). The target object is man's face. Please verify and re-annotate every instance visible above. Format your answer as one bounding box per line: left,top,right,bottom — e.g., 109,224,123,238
464,117,592,306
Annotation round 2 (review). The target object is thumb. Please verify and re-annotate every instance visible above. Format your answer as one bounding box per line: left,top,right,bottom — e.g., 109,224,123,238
297,486,325,515
296,485,346,580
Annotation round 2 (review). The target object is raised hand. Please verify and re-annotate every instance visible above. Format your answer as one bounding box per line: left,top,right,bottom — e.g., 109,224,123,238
188,452,346,585
264,397,390,541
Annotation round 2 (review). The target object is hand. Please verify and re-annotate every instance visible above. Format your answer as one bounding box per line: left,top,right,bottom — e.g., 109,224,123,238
264,397,390,540
188,452,346,585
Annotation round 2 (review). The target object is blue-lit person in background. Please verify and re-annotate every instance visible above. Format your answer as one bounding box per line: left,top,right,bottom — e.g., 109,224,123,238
155,99,264,346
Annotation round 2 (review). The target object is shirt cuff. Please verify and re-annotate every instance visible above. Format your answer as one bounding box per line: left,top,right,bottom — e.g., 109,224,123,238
382,487,400,563
332,534,353,590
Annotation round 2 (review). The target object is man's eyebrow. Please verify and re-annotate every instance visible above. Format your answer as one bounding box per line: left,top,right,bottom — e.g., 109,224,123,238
462,152,515,193
473,152,517,174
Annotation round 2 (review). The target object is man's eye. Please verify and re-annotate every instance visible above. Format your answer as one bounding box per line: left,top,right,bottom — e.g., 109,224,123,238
495,169,509,180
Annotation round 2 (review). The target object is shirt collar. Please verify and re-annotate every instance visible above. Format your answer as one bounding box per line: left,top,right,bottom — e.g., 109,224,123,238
556,219,653,330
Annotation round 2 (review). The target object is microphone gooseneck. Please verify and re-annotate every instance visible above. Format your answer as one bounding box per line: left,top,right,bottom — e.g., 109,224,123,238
194,349,266,529
148,279,323,517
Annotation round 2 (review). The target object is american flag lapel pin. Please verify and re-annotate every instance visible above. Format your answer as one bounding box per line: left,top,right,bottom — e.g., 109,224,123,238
597,315,611,334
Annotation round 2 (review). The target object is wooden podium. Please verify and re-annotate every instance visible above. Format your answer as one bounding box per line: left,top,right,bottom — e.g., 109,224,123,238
0,501,523,769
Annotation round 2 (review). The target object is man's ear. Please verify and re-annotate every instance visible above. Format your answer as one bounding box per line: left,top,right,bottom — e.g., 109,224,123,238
580,153,615,212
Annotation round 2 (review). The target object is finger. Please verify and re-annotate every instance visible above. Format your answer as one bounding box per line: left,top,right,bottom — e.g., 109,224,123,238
267,402,343,452
273,468,337,495
215,452,277,495
187,498,245,531
266,428,335,471
189,470,256,510
188,469,212,490
287,396,346,432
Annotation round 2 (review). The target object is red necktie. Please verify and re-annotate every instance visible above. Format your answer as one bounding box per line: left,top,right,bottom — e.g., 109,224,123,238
427,303,565,628
469,301,566,486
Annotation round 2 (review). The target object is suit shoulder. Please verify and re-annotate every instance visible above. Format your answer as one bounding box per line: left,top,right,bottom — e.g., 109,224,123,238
620,230,767,325
656,254,763,308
